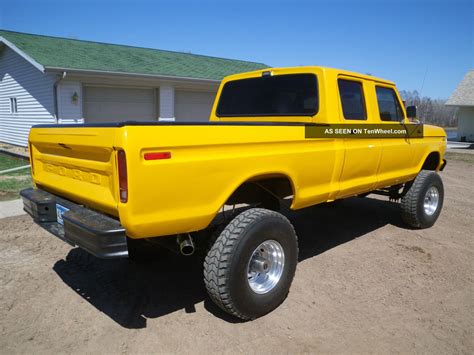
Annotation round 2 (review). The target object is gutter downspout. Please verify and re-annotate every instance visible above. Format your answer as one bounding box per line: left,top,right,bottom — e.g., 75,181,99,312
53,71,66,124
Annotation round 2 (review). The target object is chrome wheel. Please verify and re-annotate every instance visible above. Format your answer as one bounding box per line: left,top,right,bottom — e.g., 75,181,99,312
424,186,439,216
247,240,285,294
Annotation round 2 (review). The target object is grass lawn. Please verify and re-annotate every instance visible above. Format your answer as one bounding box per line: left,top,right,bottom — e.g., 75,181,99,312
0,153,32,201
0,152,29,170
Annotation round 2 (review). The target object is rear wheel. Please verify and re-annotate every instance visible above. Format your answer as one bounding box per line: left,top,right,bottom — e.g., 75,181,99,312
204,208,298,320
401,170,444,229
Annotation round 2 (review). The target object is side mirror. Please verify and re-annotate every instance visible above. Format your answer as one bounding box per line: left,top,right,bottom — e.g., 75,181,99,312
406,105,417,119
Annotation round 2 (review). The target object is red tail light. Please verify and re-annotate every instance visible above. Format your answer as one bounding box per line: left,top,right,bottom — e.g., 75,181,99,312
117,150,128,203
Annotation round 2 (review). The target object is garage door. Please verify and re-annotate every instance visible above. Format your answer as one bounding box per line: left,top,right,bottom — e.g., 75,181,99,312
175,91,216,122
83,86,156,123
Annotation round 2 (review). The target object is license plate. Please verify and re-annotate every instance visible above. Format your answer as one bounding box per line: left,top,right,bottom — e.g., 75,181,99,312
56,204,69,225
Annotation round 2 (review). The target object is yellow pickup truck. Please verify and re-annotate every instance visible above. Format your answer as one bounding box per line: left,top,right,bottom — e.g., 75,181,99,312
21,66,446,320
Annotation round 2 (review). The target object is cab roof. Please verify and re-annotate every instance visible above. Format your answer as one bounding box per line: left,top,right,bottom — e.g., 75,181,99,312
223,66,396,86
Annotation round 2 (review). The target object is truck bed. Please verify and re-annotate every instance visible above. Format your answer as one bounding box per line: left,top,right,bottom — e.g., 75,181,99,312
29,121,336,238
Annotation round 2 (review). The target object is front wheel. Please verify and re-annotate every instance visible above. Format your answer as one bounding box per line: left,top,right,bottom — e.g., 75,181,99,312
204,208,298,320
401,170,444,229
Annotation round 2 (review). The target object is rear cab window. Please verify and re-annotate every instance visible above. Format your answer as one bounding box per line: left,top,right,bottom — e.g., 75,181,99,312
375,86,405,121
216,74,318,117
338,79,367,120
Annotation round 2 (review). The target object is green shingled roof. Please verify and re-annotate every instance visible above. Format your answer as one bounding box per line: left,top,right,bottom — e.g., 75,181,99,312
0,30,268,80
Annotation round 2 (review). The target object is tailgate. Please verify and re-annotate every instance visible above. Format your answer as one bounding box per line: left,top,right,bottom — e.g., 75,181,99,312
29,126,120,216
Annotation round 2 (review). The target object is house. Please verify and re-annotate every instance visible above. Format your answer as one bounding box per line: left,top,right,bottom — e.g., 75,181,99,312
0,30,267,146
445,70,474,142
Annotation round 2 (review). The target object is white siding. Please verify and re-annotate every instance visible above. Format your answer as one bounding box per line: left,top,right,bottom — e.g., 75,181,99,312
457,107,474,142
0,47,56,146
58,81,84,124
159,86,175,121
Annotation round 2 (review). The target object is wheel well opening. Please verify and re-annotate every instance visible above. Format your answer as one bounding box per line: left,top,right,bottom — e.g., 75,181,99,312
226,176,294,209
422,152,440,171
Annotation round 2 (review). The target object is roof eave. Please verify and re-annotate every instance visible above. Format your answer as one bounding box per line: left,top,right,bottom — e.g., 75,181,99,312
44,66,222,83
0,36,45,72
445,103,474,107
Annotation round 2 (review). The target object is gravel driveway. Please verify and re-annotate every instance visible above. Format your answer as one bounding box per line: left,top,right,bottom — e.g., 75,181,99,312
0,159,472,353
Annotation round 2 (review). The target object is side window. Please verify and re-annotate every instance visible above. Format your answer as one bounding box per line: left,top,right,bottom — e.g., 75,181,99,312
10,98,18,113
338,79,366,120
375,87,404,121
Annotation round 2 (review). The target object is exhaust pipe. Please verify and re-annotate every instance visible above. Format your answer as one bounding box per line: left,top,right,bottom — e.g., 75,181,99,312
177,234,195,256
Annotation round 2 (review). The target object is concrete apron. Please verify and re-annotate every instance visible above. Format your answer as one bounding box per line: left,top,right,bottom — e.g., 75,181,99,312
0,199,25,219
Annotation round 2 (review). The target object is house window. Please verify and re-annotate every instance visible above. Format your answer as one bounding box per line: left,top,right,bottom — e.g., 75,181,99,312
10,98,18,113
338,79,367,120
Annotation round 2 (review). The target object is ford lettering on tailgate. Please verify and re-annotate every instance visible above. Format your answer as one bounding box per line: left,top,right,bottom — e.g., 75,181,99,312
43,163,103,185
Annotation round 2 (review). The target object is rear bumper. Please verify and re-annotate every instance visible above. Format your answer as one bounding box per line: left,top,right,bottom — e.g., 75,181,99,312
20,188,128,259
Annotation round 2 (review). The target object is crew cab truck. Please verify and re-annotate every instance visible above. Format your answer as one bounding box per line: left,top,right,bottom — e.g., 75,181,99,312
21,66,447,320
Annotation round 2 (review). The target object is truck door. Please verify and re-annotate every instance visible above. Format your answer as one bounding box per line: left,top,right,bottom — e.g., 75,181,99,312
373,85,415,188
335,78,382,198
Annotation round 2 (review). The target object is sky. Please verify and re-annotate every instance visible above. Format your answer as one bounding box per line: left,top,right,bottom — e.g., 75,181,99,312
1,0,472,99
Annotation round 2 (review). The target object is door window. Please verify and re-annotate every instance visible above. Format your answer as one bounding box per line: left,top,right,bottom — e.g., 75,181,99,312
338,79,367,120
376,87,404,121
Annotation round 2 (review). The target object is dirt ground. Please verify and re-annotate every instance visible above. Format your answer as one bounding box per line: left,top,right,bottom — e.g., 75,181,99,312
1,159,473,354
